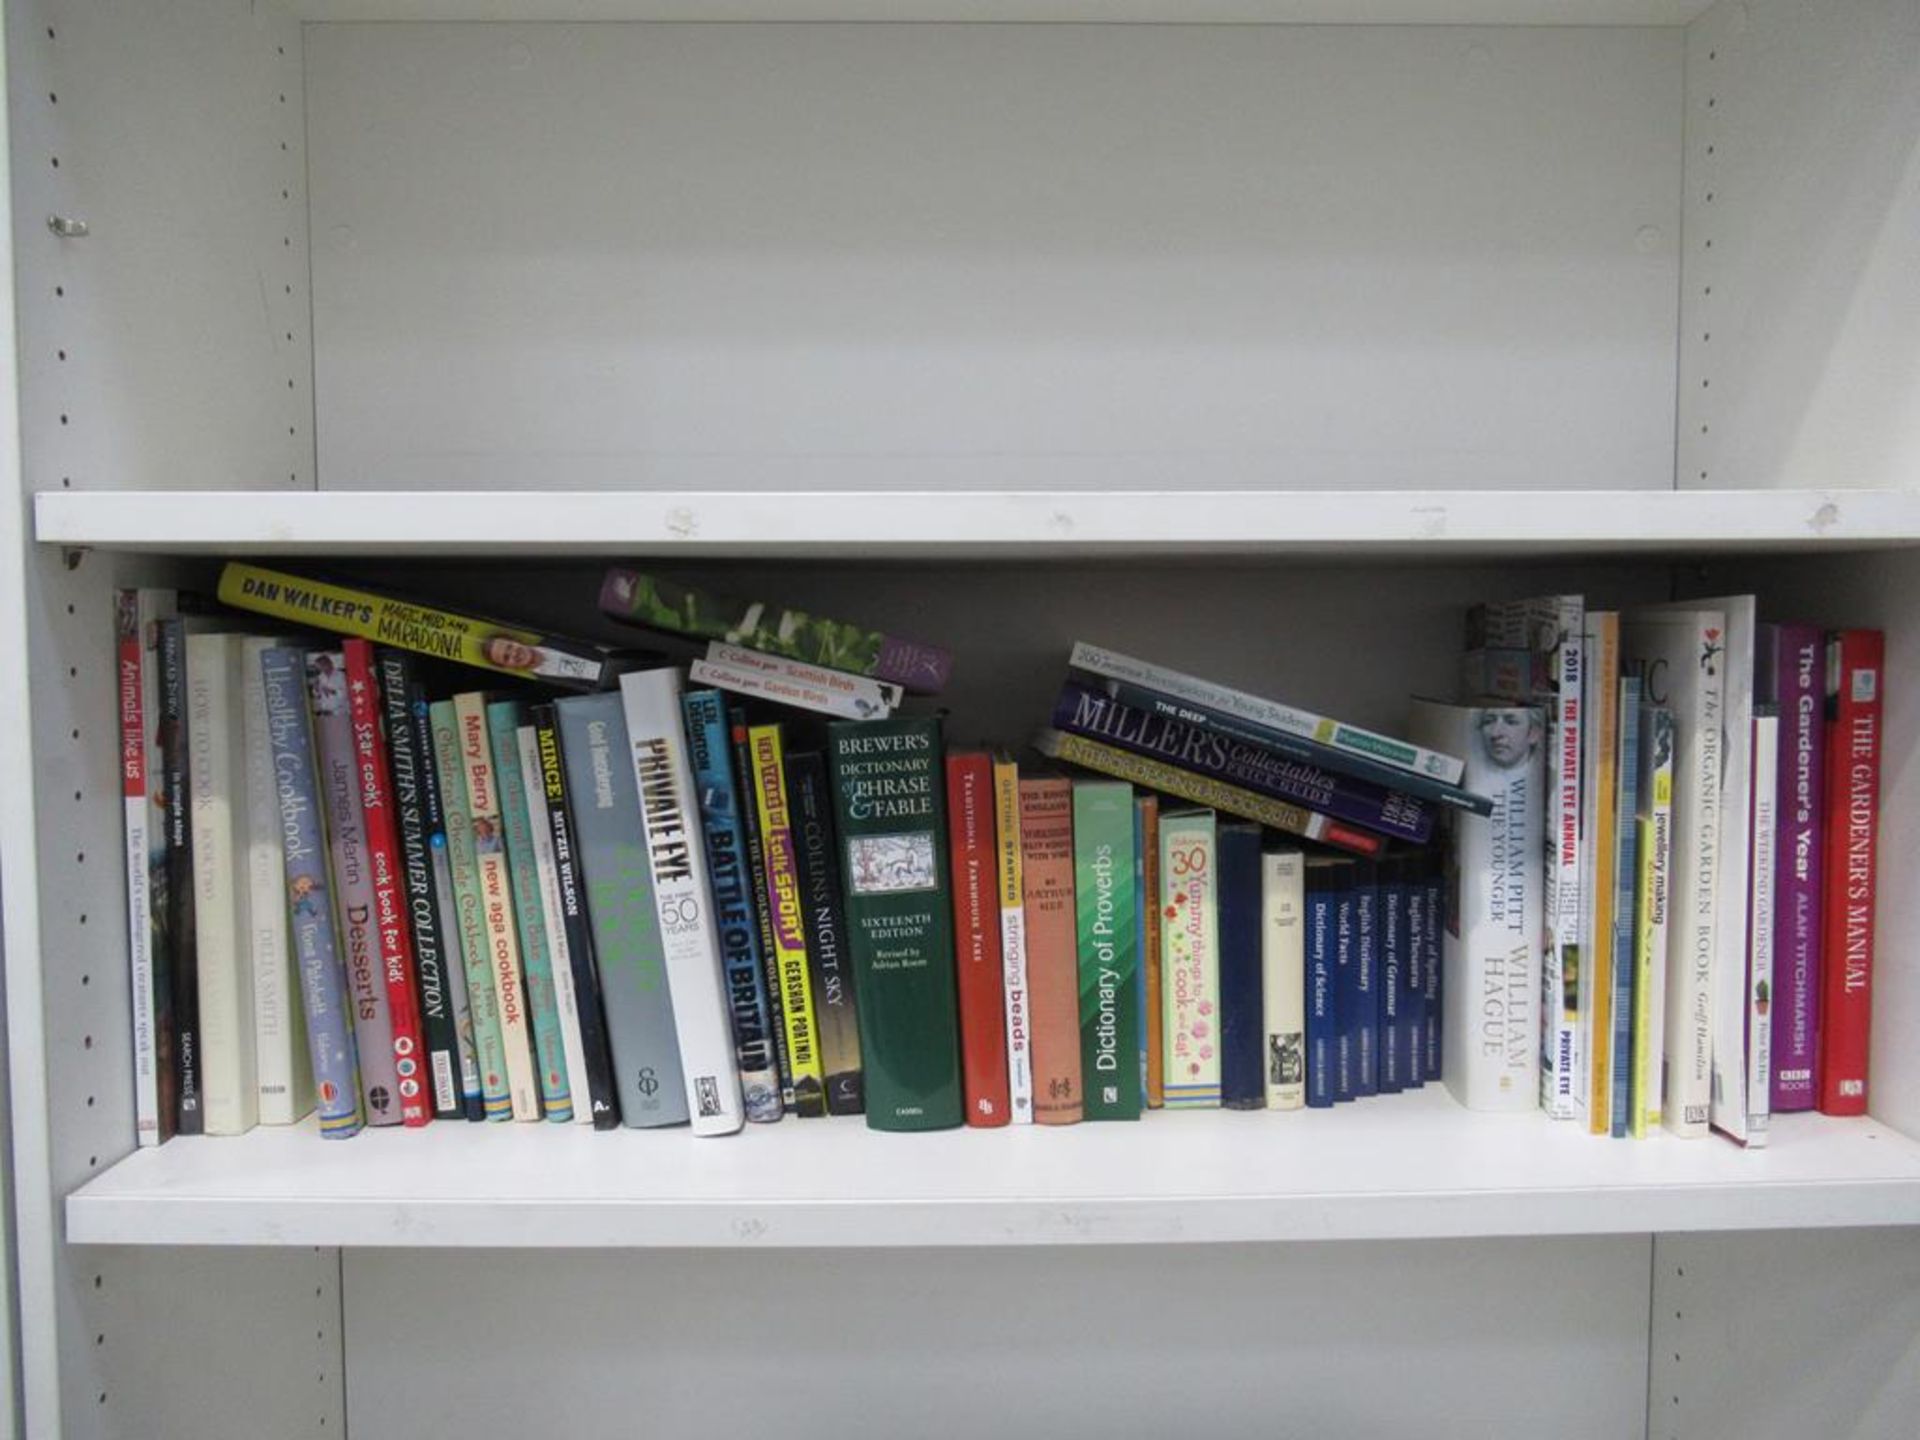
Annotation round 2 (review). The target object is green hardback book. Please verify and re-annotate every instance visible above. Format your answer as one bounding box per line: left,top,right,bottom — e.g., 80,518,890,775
826,714,962,1131
1074,780,1141,1120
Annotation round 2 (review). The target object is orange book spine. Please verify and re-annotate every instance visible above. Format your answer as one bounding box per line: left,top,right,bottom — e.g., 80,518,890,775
1020,776,1084,1124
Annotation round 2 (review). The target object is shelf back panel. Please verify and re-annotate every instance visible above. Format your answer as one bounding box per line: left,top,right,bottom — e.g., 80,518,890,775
344,1239,1651,1439
307,21,1682,495
7,0,315,497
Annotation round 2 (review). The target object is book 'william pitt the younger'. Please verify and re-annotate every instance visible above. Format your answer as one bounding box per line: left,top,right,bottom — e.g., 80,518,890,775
1408,700,1545,1112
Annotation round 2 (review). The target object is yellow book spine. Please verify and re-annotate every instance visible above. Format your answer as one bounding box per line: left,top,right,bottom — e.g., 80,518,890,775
217,561,603,686
1587,619,1619,1136
748,724,825,1112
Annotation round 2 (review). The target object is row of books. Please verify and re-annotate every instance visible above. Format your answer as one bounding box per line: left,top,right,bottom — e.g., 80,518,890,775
116,562,1884,1144
1456,595,1883,1144
117,565,1481,1138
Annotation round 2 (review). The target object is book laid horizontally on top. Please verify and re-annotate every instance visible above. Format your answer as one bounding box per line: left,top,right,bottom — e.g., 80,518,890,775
217,561,642,691
600,568,953,695
690,642,903,722
1066,642,1485,809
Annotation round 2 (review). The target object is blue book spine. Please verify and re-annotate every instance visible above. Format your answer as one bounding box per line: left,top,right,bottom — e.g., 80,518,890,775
1422,855,1443,1082
1353,862,1379,1097
683,689,783,1124
1403,856,1427,1088
1378,858,1406,1095
1332,860,1359,1102
1218,823,1265,1108
1610,676,1643,1138
1079,672,1491,818
1306,862,1339,1108
260,647,364,1137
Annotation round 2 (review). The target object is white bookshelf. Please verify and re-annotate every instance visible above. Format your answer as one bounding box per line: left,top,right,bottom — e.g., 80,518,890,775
5,2,1920,1438
35,487,1920,557
289,1,1720,22
63,1102,1920,1249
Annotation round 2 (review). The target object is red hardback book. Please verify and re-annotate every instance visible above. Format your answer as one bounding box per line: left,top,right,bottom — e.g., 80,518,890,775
947,751,1010,1125
1020,775,1084,1125
1818,629,1883,1116
344,639,431,1126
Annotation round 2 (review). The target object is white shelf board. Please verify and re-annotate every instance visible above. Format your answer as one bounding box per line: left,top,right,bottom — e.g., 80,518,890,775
287,2,1717,26
65,1096,1920,1248
34,488,1920,559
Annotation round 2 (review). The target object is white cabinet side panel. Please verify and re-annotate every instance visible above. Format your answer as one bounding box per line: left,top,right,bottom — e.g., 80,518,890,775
1651,1229,1920,1440
309,22,1681,495
347,1239,1651,1440
1680,0,1920,493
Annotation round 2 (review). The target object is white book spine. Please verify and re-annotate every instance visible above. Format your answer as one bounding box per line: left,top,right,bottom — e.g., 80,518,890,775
1697,598,1756,1142
1541,604,1584,1121
187,634,259,1135
688,657,892,722
1261,850,1306,1110
618,669,746,1136
1743,711,1778,1150
517,724,594,1125
1409,700,1544,1112
1068,640,1466,784
706,642,904,711
1572,621,1604,1127
1160,810,1221,1109
1466,594,1584,1122
241,638,312,1124
119,589,172,1145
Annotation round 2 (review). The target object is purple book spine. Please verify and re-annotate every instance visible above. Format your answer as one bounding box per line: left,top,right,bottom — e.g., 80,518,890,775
307,652,402,1126
1051,681,1433,843
1770,624,1824,1113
